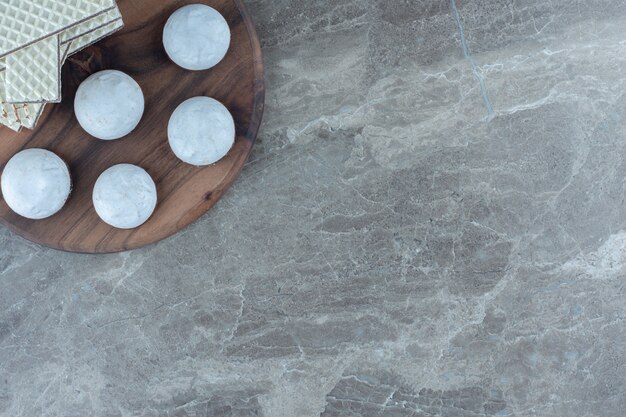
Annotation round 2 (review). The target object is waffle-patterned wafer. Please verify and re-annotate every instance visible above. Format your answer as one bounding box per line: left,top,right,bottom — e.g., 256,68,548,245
5,36,61,103
0,6,121,72
61,7,122,44
4,5,121,104
0,4,124,130
11,42,71,129
0,0,116,58
0,103,21,131
15,19,124,128
6,18,123,129
69,18,123,54
0,7,121,102
0,71,20,131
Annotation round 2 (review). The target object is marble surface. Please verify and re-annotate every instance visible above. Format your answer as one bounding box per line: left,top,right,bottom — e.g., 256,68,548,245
2,1,626,416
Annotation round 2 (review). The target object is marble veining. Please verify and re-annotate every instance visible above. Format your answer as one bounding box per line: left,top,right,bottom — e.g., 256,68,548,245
450,0,495,118
1,1,626,416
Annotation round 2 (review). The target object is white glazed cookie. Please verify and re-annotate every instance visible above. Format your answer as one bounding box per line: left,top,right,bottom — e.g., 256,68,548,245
163,4,231,71
1,148,71,219
74,70,144,140
92,164,157,229
167,96,235,166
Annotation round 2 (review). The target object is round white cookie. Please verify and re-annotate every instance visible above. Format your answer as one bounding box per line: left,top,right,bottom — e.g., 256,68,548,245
75,70,145,140
1,149,71,219
93,164,157,229
168,96,235,166
163,4,231,71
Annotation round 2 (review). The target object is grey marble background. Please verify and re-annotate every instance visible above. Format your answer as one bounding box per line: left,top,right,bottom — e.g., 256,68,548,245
2,0,626,416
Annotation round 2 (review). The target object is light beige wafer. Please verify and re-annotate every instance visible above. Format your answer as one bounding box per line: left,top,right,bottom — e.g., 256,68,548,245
68,18,124,55
61,7,122,45
0,71,20,131
2,8,121,103
0,7,121,72
15,19,124,127
5,36,61,103
0,103,21,131
11,42,71,129
0,67,17,130
0,7,121,84
14,103,41,129
4,6,121,104
2,8,122,104
0,0,116,58
0,11,124,129
6,19,124,130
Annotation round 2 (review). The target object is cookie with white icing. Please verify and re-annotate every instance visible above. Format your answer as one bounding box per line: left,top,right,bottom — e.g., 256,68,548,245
1,148,71,219
75,70,145,140
163,4,231,71
92,164,157,229
167,96,235,166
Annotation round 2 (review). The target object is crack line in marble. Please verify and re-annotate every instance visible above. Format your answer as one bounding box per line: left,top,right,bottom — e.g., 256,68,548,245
450,0,495,119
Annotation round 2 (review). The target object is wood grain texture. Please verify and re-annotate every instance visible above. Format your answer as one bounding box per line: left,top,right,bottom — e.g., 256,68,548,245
0,0,265,253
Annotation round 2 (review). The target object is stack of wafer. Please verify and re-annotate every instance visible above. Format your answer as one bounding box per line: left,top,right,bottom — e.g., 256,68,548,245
0,0,124,132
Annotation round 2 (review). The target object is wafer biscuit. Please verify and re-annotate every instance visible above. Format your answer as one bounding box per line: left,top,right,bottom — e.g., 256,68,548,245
12,42,72,129
5,19,123,129
0,7,121,71
0,104,21,131
6,36,61,103
69,18,124,54
5,6,121,104
0,6,123,130
0,0,116,58
2,8,122,102
14,19,123,127
0,72,20,131
61,7,122,45
0,7,122,70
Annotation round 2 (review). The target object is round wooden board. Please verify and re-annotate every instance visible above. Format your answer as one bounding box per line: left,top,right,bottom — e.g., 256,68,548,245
0,0,265,253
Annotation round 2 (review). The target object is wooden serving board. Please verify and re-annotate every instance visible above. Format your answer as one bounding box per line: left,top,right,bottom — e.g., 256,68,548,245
0,0,265,253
